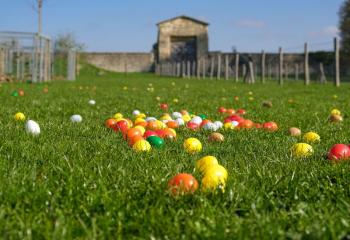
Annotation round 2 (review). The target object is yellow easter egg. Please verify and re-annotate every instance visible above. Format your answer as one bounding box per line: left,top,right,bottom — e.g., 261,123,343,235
132,140,151,152
291,143,314,158
183,138,202,154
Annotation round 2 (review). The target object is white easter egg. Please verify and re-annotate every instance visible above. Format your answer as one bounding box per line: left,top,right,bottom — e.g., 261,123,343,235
214,121,223,129
25,120,40,135
145,117,157,122
175,118,185,126
190,116,202,125
172,112,182,119
71,115,82,123
132,110,140,116
88,100,96,105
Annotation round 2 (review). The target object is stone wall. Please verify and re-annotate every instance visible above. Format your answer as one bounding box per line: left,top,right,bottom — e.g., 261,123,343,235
81,52,154,73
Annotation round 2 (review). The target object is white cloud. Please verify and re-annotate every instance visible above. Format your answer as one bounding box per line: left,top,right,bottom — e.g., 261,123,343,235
310,26,339,37
234,20,266,29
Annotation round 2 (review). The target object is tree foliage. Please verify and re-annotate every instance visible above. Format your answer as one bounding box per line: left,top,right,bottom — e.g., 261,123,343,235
54,32,85,52
339,0,350,55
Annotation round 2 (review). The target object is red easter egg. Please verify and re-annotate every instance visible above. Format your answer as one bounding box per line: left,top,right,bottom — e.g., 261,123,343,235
263,122,278,132
328,144,350,162
217,107,227,113
144,130,157,138
187,122,199,130
168,173,199,195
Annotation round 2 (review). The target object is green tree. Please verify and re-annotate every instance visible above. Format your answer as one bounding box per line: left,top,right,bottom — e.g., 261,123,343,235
54,32,85,52
339,0,350,55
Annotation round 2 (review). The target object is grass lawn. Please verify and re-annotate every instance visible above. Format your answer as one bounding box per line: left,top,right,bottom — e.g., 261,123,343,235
0,65,350,239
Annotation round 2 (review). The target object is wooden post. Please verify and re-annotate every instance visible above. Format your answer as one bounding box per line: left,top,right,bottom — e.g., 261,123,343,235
242,64,246,80
261,50,266,83
320,62,327,83
176,62,180,77
192,61,196,78
210,57,214,79
187,61,191,78
196,59,200,79
279,47,283,85
225,54,229,80
268,63,272,80
202,58,206,79
235,53,239,82
182,61,185,78
249,61,255,84
304,43,310,85
334,37,340,87
295,63,299,81
0,48,4,76
217,54,221,80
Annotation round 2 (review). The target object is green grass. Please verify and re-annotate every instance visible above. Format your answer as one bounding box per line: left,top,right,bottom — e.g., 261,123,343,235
1,64,350,239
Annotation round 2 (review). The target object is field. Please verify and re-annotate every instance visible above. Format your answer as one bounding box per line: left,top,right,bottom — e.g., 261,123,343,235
1,65,350,239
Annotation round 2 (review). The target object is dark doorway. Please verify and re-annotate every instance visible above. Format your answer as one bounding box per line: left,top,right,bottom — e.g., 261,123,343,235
170,36,197,62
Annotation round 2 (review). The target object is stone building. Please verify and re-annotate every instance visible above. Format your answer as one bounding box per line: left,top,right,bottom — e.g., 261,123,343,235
156,16,209,63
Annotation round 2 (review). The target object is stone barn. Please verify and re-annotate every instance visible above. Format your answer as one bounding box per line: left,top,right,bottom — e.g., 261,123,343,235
156,16,209,63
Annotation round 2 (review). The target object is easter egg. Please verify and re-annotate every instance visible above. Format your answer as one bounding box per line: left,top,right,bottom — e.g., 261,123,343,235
144,130,157,138
236,109,246,115
291,143,313,158
160,103,168,111
105,118,117,129
175,118,185,126
18,89,25,96
224,122,234,130
208,132,224,142
198,114,207,120
182,114,191,123
132,139,151,152
201,172,226,192
183,138,202,154
25,120,40,135
303,132,320,143
134,125,146,136
172,112,182,119
128,136,144,146
14,112,26,121
263,122,278,132
116,119,129,133
11,91,19,97
196,156,219,174
262,101,273,108
168,173,199,195
289,127,301,137
127,128,143,140
132,110,140,116
327,144,350,162
187,122,199,130
113,113,123,120
217,107,227,114
226,109,236,115
331,109,341,116
146,136,164,148
240,119,254,129
88,99,96,105
166,121,178,129
329,114,343,122
190,116,202,125
70,115,82,123
213,121,223,129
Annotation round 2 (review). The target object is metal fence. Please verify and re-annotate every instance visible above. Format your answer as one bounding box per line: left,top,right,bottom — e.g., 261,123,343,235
156,37,348,86
0,31,76,83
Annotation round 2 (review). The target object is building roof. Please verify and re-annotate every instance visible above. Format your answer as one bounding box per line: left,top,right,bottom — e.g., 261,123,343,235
157,15,209,26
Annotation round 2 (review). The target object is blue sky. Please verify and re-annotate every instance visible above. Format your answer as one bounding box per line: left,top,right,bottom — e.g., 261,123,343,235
0,0,344,52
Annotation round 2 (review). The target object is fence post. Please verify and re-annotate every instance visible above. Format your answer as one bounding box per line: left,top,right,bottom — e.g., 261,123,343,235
304,43,310,85
249,61,255,84
320,62,327,83
279,47,283,85
202,58,206,79
261,50,266,83
334,37,340,87
196,59,200,79
235,53,239,82
295,63,299,81
210,57,214,79
225,54,229,80
217,54,221,80
187,61,191,78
